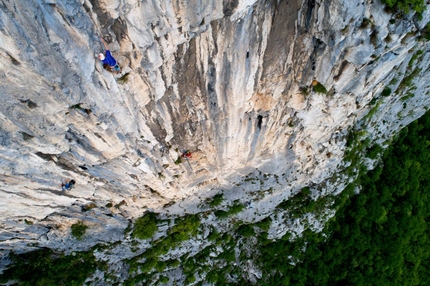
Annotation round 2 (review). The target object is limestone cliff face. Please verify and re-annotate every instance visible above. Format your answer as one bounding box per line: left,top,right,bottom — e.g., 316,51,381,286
1,0,430,257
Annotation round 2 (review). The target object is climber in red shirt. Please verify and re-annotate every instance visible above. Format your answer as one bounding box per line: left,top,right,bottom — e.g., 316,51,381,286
182,150,192,158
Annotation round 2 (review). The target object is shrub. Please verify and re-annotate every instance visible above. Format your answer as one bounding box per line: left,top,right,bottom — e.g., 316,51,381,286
216,201,244,218
218,250,236,262
206,271,219,283
381,87,392,97
227,201,244,215
71,221,88,240
313,82,328,94
155,260,167,272
140,258,157,273
208,193,224,207
132,212,158,240
389,77,399,85
168,215,200,241
255,217,272,231
364,102,381,122
183,258,198,273
237,224,255,237
185,274,196,284
174,157,182,165
366,144,384,159
0,249,97,285
399,68,421,90
381,0,426,14
401,92,414,101
159,275,169,283
214,210,229,219
207,228,221,241
421,22,430,40
165,259,181,268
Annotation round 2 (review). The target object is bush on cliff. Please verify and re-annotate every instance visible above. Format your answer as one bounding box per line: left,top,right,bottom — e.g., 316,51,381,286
0,249,97,286
382,0,426,14
132,212,158,240
255,110,430,285
71,221,88,240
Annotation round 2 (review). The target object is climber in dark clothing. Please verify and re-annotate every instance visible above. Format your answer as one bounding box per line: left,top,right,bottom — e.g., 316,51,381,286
98,37,121,73
62,179,76,191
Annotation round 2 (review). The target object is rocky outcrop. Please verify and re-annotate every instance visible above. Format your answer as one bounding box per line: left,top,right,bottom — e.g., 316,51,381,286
1,0,430,267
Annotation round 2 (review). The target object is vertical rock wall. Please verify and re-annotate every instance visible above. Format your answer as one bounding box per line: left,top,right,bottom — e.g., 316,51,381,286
1,0,430,252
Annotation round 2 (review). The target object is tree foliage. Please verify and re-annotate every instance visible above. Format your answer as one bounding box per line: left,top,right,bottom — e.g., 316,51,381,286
381,0,426,13
132,212,158,240
257,111,430,285
71,221,88,240
0,249,97,286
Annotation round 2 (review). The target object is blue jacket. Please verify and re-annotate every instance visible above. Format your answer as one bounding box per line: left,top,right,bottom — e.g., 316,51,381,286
102,50,117,66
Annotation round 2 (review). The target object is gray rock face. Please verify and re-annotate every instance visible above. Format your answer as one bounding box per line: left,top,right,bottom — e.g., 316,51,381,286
0,0,430,261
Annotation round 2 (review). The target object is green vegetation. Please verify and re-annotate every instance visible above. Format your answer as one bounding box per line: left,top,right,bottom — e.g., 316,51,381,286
408,50,423,67
421,22,430,40
399,68,421,90
207,228,221,241
401,92,415,101
255,217,272,232
381,0,426,14
174,156,182,165
365,143,383,159
71,221,88,240
168,214,200,241
4,110,430,285
208,193,224,207
381,87,392,97
124,214,201,284
299,86,309,96
159,275,169,283
389,77,399,85
140,258,157,273
255,110,430,285
132,212,159,240
364,101,381,122
215,200,244,219
0,248,99,286
312,82,328,94
277,187,333,218
237,224,255,237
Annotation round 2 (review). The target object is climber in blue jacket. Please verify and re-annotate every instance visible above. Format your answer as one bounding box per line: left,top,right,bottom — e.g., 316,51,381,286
98,37,121,73
61,179,75,191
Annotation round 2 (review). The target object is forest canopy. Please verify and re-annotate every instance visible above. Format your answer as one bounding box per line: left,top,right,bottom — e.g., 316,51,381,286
257,111,430,285
381,0,426,13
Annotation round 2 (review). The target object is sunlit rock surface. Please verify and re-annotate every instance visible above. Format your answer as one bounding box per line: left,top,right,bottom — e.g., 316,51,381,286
1,0,430,261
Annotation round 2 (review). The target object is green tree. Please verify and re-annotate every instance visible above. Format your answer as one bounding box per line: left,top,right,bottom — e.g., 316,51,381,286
132,212,158,240
257,110,430,285
381,0,426,13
